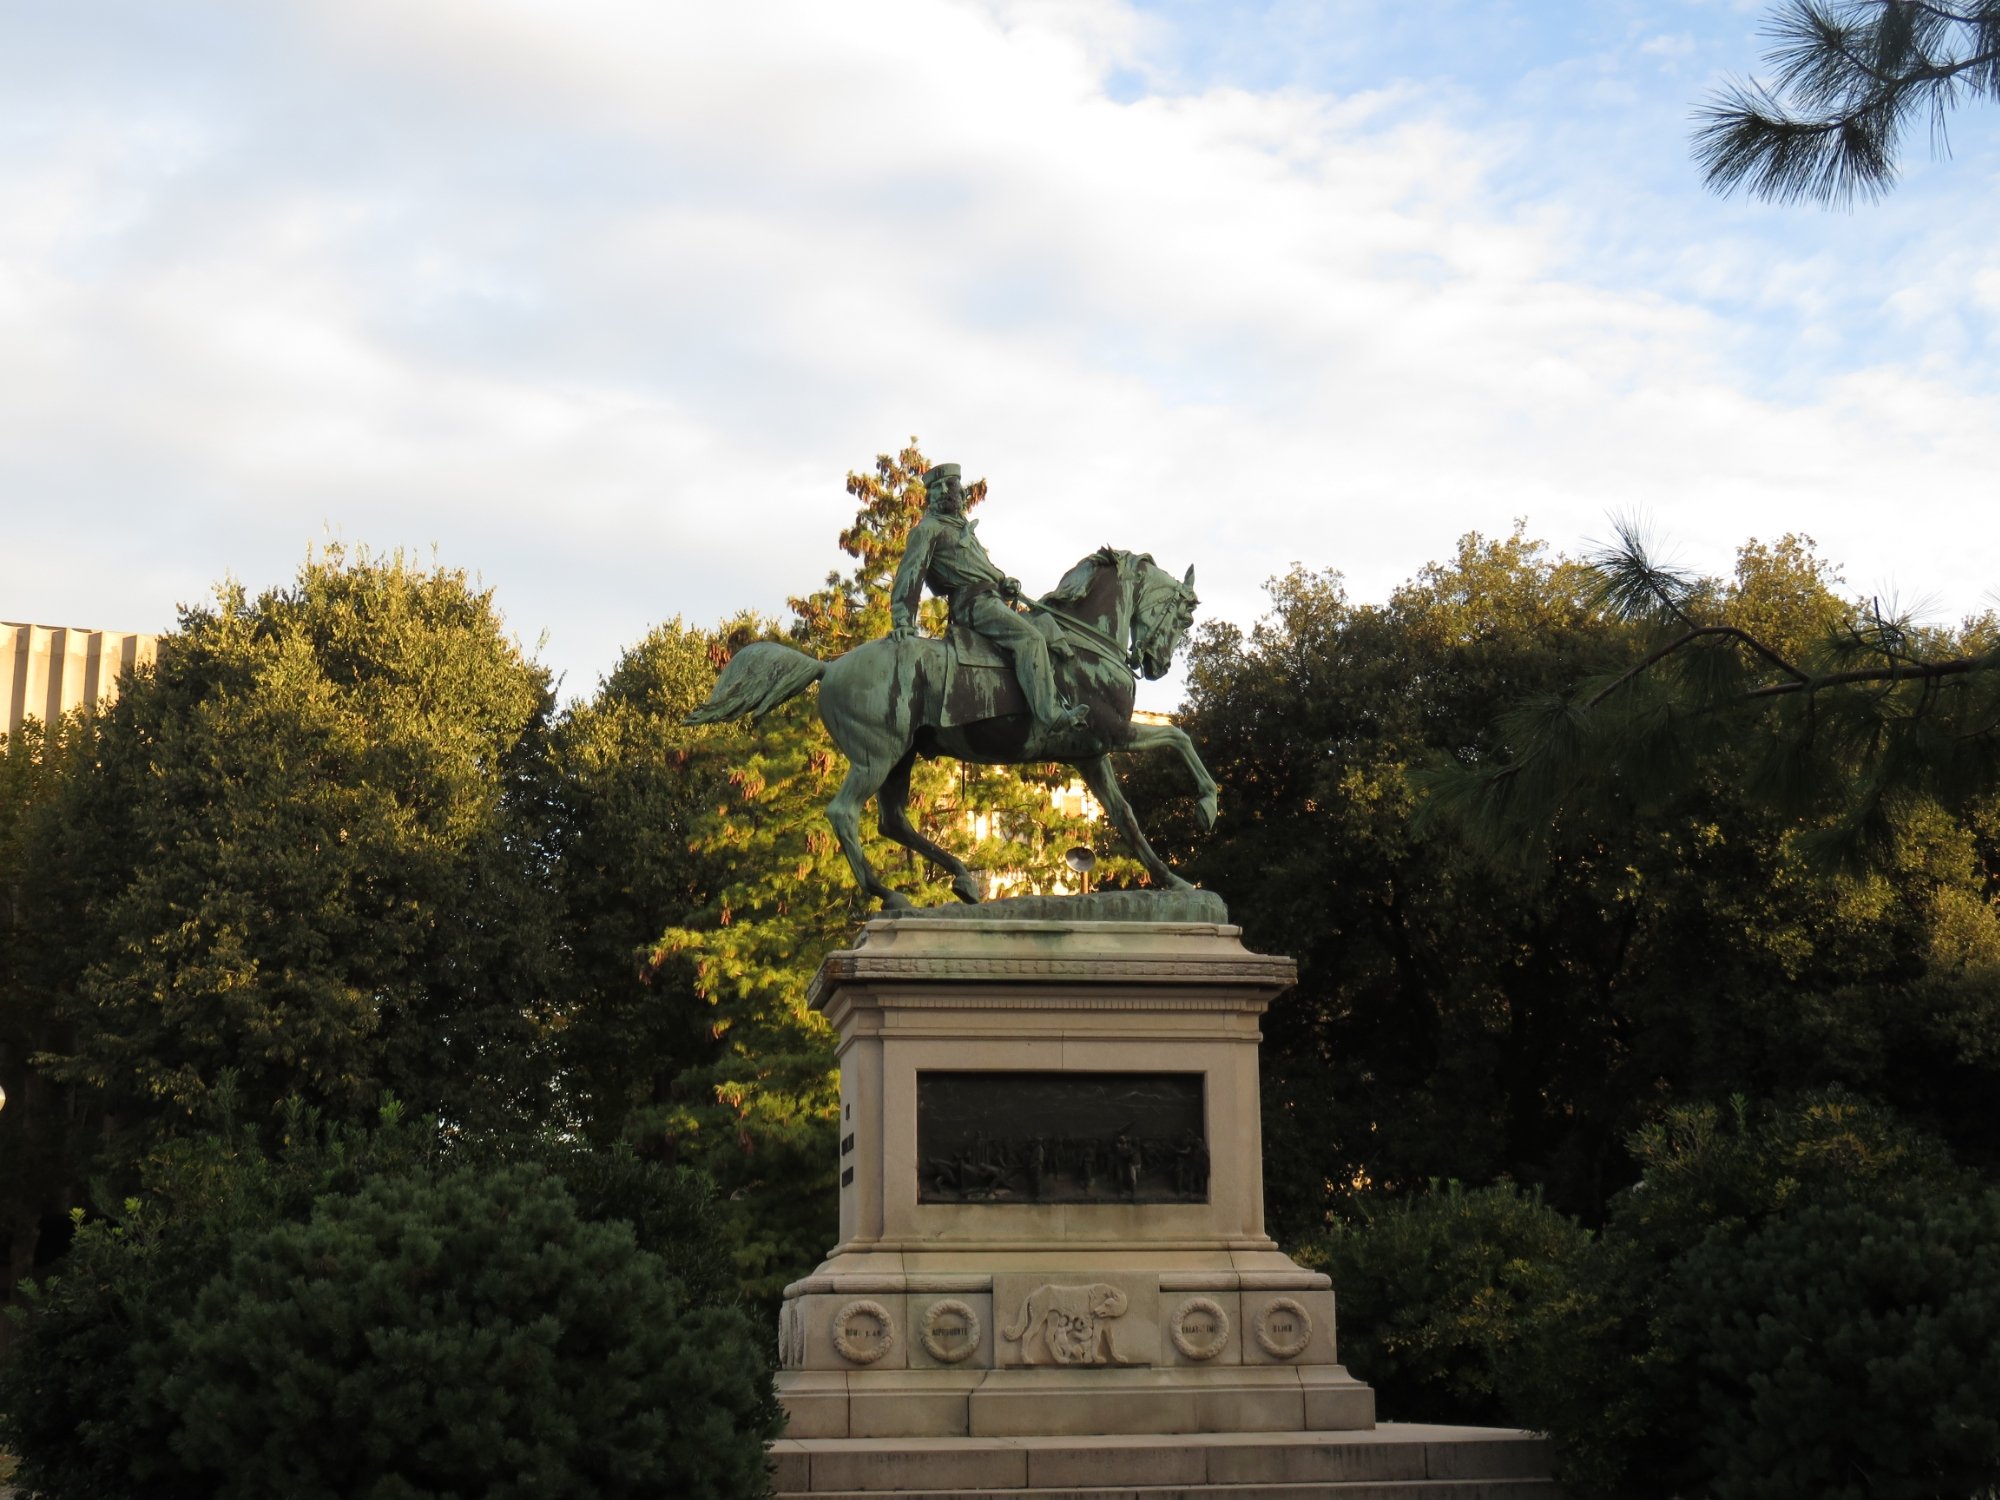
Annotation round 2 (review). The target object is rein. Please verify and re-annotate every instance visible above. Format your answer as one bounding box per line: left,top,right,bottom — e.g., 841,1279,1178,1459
1018,596,1138,675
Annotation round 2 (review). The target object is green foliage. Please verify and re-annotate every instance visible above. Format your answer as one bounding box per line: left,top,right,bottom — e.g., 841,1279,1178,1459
1296,1181,1590,1426
1673,1191,2000,1500
549,617,745,1147
0,1107,767,1500
1507,1092,1984,1498
0,712,96,1315
155,1164,777,1500
1159,531,1624,1230
4,444,1168,1326
1177,529,2000,1492
1612,1087,1966,1248
1425,522,2000,873
1696,0,2000,204
1281,1106,1998,1498
24,546,562,1146
0,1101,436,1499
1164,527,2000,1241
516,1143,740,1313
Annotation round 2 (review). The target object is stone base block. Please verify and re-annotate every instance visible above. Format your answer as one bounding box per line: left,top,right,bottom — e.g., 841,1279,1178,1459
771,1423,1556,1497
778,1363,1373,1440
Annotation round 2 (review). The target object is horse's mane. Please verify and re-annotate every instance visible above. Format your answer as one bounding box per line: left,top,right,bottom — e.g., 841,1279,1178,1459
1044,546,1122,606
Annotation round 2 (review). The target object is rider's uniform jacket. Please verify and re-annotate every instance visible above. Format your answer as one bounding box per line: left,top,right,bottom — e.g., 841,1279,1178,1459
889,510,1012,630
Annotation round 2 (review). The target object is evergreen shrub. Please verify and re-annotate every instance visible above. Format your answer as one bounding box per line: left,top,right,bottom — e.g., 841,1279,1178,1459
470,1138,741,1314
1298,1180,1590,1425
1507,1093,1997,1499
1673,1191,2000,1500
152,1164,777,1500
0,1108,421,1500
0,1118,777,1500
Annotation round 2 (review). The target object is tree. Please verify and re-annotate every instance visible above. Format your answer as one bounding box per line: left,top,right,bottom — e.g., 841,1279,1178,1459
1163,532,1633,1230
0,713,96,1333
20,546,563,1151
1157,528,2000,1236
1696,0,2000,203
1423,523,2000,872
548,616,747,1147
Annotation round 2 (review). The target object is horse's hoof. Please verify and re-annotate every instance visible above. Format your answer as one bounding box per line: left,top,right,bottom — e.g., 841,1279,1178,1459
1165,874,1196,892
1197,795,1219,831
951,875,981,904
880,892,915,911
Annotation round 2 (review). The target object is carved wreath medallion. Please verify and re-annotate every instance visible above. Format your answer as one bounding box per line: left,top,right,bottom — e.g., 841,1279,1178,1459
1253,1297,1312,1360
918,1298,983,1364
1169,1296,1230,1361
830,1299,896,1365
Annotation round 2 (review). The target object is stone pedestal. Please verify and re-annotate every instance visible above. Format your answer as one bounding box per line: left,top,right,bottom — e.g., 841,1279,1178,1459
775,914,1374,1442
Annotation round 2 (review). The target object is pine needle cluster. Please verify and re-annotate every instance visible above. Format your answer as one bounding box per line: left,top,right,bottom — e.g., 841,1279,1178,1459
1695,0,2000,203
1419,519,2000,870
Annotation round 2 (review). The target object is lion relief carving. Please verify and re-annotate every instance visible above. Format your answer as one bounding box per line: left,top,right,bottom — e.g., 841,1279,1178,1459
1000,1282,1144,1366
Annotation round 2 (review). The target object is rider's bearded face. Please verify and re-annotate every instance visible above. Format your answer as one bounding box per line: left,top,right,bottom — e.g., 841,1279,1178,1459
929,477,965,515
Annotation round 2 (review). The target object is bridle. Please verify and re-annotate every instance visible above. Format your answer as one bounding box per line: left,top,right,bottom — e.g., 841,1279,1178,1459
1019,553,1194,679
1130,569,1195,677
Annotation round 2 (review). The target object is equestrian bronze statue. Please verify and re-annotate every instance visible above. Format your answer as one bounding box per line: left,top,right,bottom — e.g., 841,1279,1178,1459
685,462,1218,908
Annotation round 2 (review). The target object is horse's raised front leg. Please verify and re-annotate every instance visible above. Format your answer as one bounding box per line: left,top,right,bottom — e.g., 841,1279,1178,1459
1073,754,1194,892
1126,721,1219,830
827,761,912,909
877,750,981,903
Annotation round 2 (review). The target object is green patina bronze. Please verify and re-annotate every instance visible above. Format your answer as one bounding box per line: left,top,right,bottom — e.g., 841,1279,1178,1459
686,462,1219,910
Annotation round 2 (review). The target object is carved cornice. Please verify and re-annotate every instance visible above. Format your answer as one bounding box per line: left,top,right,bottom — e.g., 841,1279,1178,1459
810,952,1297,1012
781,1263,1331,1299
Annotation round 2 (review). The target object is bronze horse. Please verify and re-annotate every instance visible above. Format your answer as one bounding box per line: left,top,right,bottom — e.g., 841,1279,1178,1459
686,547,1218,908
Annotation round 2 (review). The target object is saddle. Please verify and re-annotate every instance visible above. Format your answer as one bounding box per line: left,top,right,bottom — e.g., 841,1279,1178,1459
937,613,1073,728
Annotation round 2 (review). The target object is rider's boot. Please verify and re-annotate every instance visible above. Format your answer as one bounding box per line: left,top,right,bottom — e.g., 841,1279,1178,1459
1048,701,1091,733
1002,627,1091,734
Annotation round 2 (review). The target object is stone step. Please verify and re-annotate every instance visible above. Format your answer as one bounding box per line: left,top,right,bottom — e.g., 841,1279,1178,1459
788,1484,1558,1500
772,1424,1555,1498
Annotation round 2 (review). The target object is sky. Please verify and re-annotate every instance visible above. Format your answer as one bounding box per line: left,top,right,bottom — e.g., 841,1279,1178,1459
4,0,1998,710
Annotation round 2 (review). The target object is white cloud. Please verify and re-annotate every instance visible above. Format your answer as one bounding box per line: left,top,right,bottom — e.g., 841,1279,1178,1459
2,0,1998,713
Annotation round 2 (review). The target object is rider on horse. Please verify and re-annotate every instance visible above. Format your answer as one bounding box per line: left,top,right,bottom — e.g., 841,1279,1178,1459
888,462,1091,734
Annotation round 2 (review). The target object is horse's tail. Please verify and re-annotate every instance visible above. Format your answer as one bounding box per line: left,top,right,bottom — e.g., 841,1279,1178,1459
683,641,827,724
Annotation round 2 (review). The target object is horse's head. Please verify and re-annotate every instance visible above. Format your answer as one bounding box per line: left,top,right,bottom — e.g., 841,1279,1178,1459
1130,557,1198,681
1046,547,1199,680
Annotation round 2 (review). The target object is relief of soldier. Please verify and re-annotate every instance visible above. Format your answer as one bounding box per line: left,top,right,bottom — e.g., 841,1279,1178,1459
919,1124,1212,1204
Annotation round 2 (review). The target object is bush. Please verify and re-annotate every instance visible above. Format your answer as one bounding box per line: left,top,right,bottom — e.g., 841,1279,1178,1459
152,1164,777,1500
1674,1192,2000,1500
1507,1092,1991,1500
1,1204,190,1500
1297,1180,1591,1425
0,1114,776,1500
465,1138,741,1314
1610,1090,1966,1253
0,1106,429,1500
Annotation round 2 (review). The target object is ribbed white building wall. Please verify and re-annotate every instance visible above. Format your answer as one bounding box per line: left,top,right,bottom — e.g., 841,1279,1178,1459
2,622,159,739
